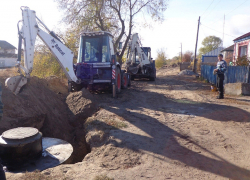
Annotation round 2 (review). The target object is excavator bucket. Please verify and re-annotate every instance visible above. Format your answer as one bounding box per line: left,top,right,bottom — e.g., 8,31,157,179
5,76,27,95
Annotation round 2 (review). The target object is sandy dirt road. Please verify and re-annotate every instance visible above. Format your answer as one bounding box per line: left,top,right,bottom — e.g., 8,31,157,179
6,67,250,180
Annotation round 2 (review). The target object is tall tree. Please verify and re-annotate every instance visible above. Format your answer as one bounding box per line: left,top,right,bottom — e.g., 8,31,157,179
199,36,222,57
55,0,168,64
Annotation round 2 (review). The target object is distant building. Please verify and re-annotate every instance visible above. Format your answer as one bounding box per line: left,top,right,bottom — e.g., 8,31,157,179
221,45,234,63
233,32,250,64
0,41,17,68
201,47,224,64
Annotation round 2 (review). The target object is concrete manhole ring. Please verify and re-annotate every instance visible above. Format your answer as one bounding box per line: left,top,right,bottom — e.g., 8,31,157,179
2,127,39,140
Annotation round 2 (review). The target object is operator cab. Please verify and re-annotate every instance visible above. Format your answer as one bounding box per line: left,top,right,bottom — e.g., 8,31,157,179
141,47,152,61
75,31,116,87
133,47,152,64
77,31,115,63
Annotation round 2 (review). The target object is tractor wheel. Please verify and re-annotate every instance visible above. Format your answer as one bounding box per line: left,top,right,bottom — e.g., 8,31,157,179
131,75,135,81
68,81,82,92
116,67,122,93
150,76,155,81
112,84,116,98
128,74,131,87
121,72,128,89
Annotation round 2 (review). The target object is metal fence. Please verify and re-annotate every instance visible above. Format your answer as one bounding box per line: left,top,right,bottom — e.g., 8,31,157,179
201,65,250,84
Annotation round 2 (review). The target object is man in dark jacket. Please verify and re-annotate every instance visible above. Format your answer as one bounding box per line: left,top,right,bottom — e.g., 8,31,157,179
214,54,227,99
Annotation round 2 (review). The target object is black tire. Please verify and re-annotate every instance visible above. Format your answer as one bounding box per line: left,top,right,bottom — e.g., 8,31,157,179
121,72,128,89
68,81,82,92
131,75,135,81
116,67,122,93
112,84,116,98
150,76,155,81
149,68,156,81
128,74,131,87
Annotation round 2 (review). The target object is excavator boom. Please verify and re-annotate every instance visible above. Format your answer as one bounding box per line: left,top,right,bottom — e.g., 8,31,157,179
125,33,156,81
5,7,78,94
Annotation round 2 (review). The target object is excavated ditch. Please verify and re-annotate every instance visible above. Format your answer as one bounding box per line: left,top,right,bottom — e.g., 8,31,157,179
0,76,98,164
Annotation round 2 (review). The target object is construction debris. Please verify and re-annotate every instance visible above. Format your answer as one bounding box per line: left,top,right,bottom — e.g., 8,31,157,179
178,69,197,76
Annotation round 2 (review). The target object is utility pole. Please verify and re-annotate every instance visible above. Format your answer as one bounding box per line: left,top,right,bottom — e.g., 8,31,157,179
222,14,225,48
193,16,200,73
181,43,182,62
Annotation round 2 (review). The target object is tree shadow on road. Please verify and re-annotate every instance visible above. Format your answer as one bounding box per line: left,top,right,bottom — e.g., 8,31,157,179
91,88,250,180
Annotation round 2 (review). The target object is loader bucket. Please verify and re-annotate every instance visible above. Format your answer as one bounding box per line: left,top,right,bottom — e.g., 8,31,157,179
5,76,27,95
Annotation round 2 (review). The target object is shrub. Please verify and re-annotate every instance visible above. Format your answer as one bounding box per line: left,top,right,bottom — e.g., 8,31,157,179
236,55,250,66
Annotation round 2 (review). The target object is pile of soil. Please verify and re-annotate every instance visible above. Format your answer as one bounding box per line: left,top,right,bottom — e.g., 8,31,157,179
0,74,97,163
45,76,68,95
66,89,98,126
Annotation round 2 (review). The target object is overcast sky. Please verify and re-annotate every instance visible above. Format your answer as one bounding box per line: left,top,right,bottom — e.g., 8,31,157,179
1,0,250,59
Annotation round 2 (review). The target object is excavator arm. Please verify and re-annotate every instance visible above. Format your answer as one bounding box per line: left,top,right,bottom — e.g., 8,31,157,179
126,33,151,67
125,33,156,80
5,7,79,94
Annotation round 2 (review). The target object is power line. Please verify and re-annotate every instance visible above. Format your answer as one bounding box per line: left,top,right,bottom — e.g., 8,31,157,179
226,0,249,16
202,0,223,20
201,0,215,17
208,0,249,26
200,23,236,38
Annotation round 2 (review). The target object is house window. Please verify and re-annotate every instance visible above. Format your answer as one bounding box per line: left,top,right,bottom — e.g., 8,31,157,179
240,45,247,57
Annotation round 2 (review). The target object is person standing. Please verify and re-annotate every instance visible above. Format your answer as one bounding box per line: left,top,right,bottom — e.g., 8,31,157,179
214,54,227,99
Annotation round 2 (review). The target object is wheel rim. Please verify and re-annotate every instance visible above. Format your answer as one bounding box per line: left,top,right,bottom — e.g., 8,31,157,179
117,73,121,90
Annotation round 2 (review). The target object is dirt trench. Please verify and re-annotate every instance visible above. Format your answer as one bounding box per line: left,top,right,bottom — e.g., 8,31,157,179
4,67,250,180
0,70,97,164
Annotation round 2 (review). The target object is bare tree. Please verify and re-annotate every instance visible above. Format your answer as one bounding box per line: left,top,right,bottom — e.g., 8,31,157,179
182,51,193,62
55,0,168,64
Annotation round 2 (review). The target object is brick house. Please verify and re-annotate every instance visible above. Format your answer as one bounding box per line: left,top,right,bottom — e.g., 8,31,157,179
221,45,234,64
233,32,250,64
0,41,17,68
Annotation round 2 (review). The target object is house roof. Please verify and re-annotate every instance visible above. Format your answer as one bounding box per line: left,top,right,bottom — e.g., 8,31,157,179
233,32,250,41
203,47,224,56
221,45,234,52
0,41,16,50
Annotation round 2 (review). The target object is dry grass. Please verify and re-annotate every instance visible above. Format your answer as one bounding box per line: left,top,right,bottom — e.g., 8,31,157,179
19,170,67,180
20,170,50,180
93,175,114,180
85,116,128,130
104,119,128,129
